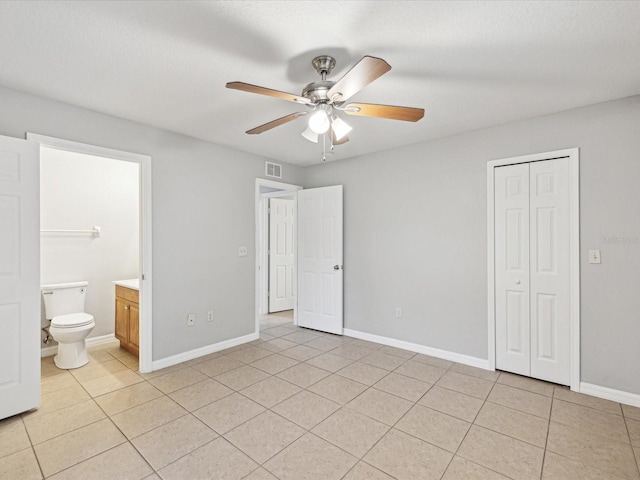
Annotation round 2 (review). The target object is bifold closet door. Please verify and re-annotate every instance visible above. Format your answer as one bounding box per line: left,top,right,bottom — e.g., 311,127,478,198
495,158,571,385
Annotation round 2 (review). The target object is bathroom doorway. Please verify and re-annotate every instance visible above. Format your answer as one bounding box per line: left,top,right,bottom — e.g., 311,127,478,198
29,134,153,372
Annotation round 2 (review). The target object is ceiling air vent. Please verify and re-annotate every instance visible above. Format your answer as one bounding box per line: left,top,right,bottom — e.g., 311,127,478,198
265,161,282,179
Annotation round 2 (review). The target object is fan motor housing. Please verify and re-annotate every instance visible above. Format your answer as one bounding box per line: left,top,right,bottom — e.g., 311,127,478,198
302,80,335,103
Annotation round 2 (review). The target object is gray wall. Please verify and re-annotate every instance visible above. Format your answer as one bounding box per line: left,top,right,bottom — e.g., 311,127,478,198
303,95,640,395
3,83,638,395
0,85,305,360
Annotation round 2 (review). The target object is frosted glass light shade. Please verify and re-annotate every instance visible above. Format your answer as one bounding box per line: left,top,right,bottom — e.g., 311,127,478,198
331,116,352,141
301,126,318,143
308,110,330,134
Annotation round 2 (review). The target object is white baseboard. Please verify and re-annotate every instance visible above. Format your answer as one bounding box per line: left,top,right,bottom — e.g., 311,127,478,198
343,328,490,370
40,334,117,358
579,382,640,408
40,345,57,358
151,332,259,371
87,334,118,348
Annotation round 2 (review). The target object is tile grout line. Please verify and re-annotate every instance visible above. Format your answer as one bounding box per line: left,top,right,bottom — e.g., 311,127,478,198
18,412,46,480
33,352,141,477
31,325,634,480
350,374,442,478
538,385,556,480
38,340,443,477
339,359,491,478
622,407,640,476
222,328,410,477
432,370,508,480
81,354,159,479
103,353,228,478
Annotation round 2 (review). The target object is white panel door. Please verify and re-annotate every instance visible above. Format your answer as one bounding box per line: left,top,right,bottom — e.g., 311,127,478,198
0,135,40,420
269,197,295,312
297,185,343,334
495,158,571,385
529,158,571,384
495,163,531,377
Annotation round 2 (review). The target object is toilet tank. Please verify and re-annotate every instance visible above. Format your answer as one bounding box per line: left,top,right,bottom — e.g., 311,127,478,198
41,281,89,320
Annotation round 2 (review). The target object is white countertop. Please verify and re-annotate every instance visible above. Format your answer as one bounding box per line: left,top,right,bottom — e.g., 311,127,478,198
113,278,139,290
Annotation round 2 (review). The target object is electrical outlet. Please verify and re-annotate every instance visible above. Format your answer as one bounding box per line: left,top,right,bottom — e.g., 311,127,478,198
207,310,214,322
187,314,196,326
238,246,248,257
395,307,402,318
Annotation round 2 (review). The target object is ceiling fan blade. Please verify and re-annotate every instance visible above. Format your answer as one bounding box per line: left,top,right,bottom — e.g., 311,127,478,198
246,112,308,135
327,56,391,103
226,82,311,105
344,102,425,122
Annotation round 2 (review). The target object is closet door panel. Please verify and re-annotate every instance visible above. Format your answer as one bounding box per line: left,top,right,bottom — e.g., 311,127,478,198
530,158,571,385
495,163,530,376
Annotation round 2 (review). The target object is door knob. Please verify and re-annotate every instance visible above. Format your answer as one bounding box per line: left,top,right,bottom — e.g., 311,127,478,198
333,265,342,270
515,280,521,285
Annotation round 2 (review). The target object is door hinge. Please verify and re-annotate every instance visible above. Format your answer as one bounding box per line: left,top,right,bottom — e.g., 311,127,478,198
141,274,146,280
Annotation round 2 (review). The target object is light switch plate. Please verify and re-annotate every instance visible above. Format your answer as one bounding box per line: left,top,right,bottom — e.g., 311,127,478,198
238,246,248,257
588,249,601,264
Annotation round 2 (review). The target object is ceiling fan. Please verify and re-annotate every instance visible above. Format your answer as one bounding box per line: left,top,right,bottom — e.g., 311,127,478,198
226,55,425,147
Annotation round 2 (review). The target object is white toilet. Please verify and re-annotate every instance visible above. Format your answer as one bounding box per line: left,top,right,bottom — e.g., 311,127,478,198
41,281,95,369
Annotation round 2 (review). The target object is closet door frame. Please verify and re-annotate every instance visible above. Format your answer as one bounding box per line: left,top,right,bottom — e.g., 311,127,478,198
487,148,580,391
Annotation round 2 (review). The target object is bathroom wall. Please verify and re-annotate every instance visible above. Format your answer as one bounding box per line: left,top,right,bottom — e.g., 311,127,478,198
40,147,139,345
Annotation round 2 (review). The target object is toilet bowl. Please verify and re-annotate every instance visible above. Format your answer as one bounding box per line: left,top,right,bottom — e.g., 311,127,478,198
42,282,95,369
49,313,95,369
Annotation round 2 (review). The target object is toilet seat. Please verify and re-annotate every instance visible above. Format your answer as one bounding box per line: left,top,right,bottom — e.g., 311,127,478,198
51,312,94,328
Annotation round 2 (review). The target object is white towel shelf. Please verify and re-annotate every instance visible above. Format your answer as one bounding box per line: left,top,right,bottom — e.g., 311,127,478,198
41,226,101,237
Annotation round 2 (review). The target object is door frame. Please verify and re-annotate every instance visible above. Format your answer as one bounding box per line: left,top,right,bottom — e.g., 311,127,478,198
255,178,302,335
27,133,154,373
487,148,580,390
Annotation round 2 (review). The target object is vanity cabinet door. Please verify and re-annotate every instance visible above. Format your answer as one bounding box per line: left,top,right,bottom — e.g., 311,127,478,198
128,304,140,354
115,298,129,343
115,286,140,357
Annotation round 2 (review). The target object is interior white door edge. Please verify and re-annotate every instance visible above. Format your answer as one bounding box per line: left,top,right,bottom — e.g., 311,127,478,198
487,148,580,391
296,185,344,335
0,134,40,420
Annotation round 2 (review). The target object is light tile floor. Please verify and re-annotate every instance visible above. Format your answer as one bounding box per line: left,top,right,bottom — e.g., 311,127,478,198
2,311,640,479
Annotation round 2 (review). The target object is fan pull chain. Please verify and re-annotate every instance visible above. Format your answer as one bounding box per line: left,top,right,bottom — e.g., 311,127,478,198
322,132,326,162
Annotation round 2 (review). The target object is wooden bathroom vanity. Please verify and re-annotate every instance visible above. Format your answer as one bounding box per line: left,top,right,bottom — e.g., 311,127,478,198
113,279,139,357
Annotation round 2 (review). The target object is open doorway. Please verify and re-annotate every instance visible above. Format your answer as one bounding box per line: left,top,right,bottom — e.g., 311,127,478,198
254,179,302,335
28,134,153,373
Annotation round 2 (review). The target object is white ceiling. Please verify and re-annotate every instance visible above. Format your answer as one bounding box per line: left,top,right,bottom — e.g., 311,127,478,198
1,1,639,166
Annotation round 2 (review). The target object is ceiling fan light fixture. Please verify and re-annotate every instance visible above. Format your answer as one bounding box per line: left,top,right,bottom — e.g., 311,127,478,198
308,109,330,134
301,126,318,143
331,116,352,141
